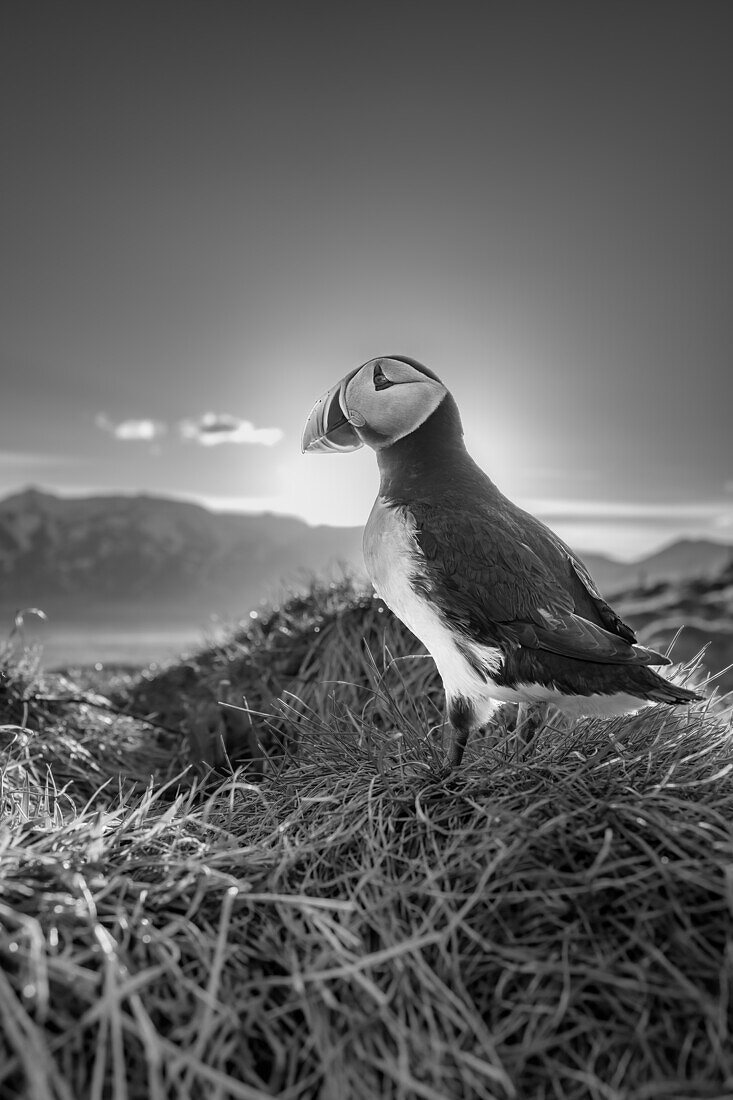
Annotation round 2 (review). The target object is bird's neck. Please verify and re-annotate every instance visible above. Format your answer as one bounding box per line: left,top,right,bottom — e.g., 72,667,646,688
376,395,494,502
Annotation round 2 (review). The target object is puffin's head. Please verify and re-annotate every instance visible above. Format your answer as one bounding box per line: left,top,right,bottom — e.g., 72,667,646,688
301,356,448,454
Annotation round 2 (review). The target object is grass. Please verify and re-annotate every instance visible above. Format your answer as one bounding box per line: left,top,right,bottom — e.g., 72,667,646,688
1,578,732,1099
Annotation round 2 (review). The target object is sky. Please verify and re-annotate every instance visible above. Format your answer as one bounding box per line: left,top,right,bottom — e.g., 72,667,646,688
1,1,732,560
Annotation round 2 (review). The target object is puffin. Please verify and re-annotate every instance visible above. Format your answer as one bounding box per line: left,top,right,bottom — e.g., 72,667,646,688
301,356,702,767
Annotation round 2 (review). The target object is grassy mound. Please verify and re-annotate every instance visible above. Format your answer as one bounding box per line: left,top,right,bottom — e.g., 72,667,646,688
1,582,732,1099
117,578,444,774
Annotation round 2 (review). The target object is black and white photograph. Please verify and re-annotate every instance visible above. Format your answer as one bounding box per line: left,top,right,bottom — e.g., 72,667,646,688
1,3,732,1097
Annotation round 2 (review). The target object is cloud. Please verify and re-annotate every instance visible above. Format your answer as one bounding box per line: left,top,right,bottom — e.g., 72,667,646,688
179,412,283,447
94,410,283,447
95,414,167,441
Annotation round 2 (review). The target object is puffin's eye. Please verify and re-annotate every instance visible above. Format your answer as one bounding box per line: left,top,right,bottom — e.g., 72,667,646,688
373,362,395,391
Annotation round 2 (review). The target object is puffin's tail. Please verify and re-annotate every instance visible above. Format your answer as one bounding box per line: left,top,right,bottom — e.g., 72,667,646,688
642,671,703,706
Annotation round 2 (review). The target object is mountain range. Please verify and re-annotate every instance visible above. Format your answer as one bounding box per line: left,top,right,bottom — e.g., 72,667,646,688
0,488,364,626
1,488,731,666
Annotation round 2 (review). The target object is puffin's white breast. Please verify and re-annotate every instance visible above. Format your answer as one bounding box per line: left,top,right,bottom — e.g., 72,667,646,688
363,497,502,724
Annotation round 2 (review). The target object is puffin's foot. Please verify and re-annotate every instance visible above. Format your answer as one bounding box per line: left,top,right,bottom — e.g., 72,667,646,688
514,701,558,756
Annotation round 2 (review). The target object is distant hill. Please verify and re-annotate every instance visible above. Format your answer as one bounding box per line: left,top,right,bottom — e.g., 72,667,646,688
0,488,365,626
626,538,733,582
579,541,733,593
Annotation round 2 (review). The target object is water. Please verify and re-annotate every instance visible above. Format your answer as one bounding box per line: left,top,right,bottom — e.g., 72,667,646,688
8,623,216,671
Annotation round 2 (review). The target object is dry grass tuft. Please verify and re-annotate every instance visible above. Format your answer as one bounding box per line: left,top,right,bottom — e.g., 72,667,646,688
1,580,732,1099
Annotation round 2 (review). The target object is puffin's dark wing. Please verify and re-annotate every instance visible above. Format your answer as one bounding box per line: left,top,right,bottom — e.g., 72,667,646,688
409,501,669,667
541,528,638,646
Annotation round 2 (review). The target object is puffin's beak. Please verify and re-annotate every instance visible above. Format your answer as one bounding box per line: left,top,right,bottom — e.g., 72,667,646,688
301,372,363,454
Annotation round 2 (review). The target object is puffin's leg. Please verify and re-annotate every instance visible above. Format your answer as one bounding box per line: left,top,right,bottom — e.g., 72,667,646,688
446,697,478,769
515,701,548,754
